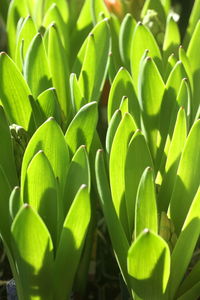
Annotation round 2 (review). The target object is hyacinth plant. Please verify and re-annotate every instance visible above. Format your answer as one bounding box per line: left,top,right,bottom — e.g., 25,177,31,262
0,0,200,299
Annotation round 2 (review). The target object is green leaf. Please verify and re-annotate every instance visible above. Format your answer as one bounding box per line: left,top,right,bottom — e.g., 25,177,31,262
70,0,93,66
107,67,140,126
186,20,200,121
90,0,110,24
15,15,37,71
0,166,12,247
164,53,178,81
130,22,162,91
43,3,69,56
135,167,158,238
11,204,54,300
78,33,96,102
169,120,200,233
183,0,200,48
73,18,110,100
119,96,129,116
106,109,122,155
0,53,33,131
179,46,193,95
163,15,180,61
177,282,200,300
6,0,29,57
157,61,187,167
23,150,58,247
178,260,200,298
157,107,187,212
43,0,69,25
54,185,91,300
47,24,70,123
65,102,98,156
24,33,52,98
161,0,171,15
119,13,136,71
125,131,153,234
128,229,170,299
138,56,165,160
9,186,21,220
70,73,86,114
168,187,200,299
85,19,111,102
21,118,69,215
0,106,18,187
95,149,130,288
141,0,166,20
108,15,122,79
63,145,90,216
109,113,136,239
37,88,62,125
28,94,46,129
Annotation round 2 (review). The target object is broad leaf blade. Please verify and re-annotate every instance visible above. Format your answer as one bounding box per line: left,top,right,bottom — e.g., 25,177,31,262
107,67,140,126
109,113,136,239
47,24,70,124
78,33,96,102
54,185,91,300
125,131,153,234
0,106,18,187
119,13,136,71
157,61,187,167
130,22,162,91
163,15,180,61
6,0,28,57
183,0,200,48
186,20,200,121
65,102,98,156
37,88,62,125
128,229,170,299
95,149,130,288
0,166,12,247
90,0,110,24
169,120,200,233
63,145,90,215
21,117,69,218
15,16,37,71
0,53,33,131
43,3,69,55
138,56,165,161
23,150,58,246
157,107,187,212
11,204,54,300
135,167,158,238
168,187,200,299
106,109,122,156
70,73,86,114
177,283,200,300
24,33,52,98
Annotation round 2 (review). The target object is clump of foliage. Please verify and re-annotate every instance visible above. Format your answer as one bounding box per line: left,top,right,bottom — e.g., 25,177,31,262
0,0,200,299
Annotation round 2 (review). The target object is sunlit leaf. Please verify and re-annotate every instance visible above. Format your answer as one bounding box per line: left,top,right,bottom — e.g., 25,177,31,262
24,33,52,98
128,229,170,299
125,131,153,234
11,204,54,300
109,113,136,239
107,67,140,126
169,120,200,233
65,102,98,156
23,150,58,246
54,185,91,300
0,53,33,131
